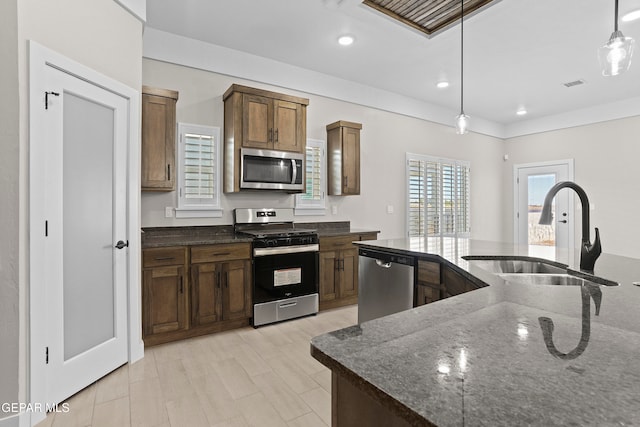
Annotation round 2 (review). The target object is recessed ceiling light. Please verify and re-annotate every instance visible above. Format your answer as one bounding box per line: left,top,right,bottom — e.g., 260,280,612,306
338,35,355,46
436,81,449,89
622,9,640,22
516,109,527,116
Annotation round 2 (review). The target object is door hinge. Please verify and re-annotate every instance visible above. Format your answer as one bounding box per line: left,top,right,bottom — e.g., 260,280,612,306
45,220,48,236
517,177,520,184
45,91,60,110
45,347,49,364
517,212,520,219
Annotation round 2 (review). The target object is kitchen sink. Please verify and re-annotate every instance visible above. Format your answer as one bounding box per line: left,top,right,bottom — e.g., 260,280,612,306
463,257,567,275
497,273,618,287
463,256,619,287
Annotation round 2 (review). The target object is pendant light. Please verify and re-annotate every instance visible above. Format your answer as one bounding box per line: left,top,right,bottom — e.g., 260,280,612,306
598,0,635,76
455,0,469,134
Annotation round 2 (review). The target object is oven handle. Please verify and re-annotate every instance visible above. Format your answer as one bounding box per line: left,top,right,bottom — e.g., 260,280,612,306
254,244,319,257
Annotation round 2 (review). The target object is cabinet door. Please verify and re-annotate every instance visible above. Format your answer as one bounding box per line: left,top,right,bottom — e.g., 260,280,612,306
443,266,469,297
319,251,339,302
273,100,301,152
414,283,441,307
191,263,221,326
141,93,176,191
242,94,272,149
222,260,252,321
339,248,358,298
143,266,186,336
341,127,360,195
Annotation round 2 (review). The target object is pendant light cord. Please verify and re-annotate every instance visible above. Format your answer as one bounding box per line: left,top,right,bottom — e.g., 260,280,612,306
460,0,464,115
614,0,619,32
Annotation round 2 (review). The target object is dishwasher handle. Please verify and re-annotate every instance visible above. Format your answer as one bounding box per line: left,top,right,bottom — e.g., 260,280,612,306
375,259,392,268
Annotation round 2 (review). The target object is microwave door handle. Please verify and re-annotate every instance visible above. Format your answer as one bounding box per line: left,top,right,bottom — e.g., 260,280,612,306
291,159,297,184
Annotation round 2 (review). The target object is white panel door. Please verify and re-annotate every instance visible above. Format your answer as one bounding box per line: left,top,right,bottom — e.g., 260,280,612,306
43,65,128,405
515,161,573,257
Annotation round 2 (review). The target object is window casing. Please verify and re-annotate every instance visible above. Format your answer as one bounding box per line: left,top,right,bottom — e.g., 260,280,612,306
295,138,326,215
406,153,470,238
176,123,222,218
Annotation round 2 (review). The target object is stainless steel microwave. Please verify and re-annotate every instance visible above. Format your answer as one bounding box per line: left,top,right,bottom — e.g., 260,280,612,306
240,148,304,191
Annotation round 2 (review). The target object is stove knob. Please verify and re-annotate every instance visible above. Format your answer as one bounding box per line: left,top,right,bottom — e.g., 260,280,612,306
267,239,277,247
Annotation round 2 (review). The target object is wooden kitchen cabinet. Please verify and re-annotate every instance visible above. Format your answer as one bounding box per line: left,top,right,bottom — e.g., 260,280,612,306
326,121,362,196
142,242,252,346
141,86,178,191
414,259,442,307
142,247,188,338
442,264,482,298
190,243,252,325
223,84,309,192
319,233,377,310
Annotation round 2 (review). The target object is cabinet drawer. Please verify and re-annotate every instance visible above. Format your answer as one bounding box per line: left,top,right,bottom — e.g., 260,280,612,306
191,243,251,264
143,247,186,267
417,260,440,284
319,235,356,251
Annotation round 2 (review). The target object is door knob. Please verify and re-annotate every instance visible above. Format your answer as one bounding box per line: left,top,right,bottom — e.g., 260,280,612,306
115,240,129,249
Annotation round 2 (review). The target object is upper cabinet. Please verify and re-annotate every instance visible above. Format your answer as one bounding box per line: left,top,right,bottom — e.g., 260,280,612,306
141,86,179,191
223,84,309,192
326,120,362,196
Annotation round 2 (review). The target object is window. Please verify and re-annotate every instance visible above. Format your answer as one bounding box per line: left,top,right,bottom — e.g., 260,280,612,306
295,139,326,215
406,153,470,237
175,123,222,218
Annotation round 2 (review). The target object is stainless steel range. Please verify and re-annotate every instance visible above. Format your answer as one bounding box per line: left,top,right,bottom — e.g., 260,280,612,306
234,208,319,327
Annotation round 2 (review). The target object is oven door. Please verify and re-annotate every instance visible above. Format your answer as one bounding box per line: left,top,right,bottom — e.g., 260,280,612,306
253,250,319,304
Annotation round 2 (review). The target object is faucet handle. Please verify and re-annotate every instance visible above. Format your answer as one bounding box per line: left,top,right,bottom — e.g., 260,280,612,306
580,227,602,272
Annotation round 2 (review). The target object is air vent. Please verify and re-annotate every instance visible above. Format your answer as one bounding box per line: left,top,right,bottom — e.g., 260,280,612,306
563,79,585,88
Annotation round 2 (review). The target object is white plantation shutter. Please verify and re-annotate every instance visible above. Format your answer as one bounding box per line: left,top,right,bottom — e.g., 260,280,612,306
295,139,326,215
176,123,222,218
406,153,470,237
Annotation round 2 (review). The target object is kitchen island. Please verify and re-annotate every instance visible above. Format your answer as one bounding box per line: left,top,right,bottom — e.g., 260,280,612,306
310,238,640,426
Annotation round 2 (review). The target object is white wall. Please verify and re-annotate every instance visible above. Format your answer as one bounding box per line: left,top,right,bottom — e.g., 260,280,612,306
0,0,20,419
141,59,506,241
503,116,640,258
8,0,143,419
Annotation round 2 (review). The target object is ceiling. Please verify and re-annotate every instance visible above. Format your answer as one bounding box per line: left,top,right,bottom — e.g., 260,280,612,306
145,0,640,130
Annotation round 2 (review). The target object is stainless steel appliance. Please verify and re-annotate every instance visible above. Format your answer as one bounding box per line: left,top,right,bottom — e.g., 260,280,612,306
234,208,319,326
240,148,304,191
358,248,415,323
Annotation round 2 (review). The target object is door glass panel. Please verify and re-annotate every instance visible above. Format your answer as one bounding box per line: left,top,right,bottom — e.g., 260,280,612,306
527,174,556,246
63,92,115,360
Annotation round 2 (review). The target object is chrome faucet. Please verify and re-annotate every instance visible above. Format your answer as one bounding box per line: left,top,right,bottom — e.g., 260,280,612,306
539,181,601,273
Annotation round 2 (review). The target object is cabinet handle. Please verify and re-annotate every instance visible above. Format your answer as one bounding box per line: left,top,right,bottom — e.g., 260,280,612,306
154,256,175,261
225,272,229,289
274,129,279,142
344,176,348,189
179,276,183,293
167,164,171,181
215,252,231,256
341,259,345,271
216,271,221,289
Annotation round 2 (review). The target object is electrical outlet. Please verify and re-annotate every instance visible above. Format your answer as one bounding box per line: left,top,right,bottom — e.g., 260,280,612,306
165,207,173,218
387,205,394,214
331,205,338,215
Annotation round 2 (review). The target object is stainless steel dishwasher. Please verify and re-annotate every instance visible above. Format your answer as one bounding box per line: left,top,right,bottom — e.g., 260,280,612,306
358,248,415,323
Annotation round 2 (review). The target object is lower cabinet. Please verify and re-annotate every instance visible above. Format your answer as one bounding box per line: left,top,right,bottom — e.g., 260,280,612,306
319,233,377,311
414,259,483,307
142,242,252,346
191,259,252,327
142,247,188,336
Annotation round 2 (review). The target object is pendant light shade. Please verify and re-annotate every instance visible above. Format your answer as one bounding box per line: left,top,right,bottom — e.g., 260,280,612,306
455,0,469,134
599,0,635,76
455,113,469,134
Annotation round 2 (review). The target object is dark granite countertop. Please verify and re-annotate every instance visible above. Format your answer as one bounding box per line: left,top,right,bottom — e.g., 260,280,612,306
311,237,640,427
141,223,379,248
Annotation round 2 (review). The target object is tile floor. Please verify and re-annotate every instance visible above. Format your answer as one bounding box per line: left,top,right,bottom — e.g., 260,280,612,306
36,305,357,427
